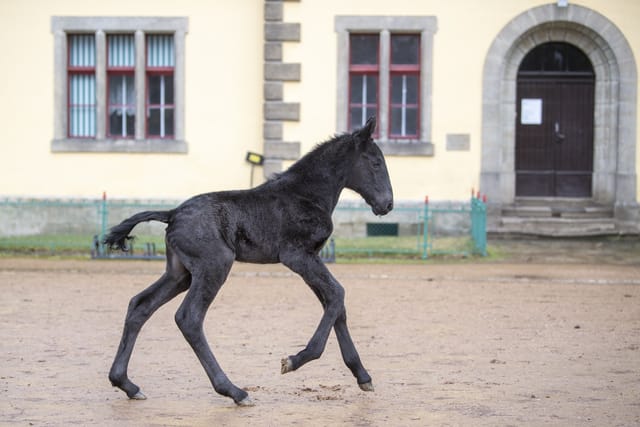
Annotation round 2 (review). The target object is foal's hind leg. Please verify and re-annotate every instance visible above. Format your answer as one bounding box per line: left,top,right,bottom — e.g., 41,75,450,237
174,252,252,406
109,250,190,399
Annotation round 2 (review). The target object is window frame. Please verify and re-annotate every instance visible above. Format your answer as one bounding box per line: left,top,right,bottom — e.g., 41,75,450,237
348,33,380,136
335,16,437,156
145,33,175,139
51,17,188,153
389,34,421,139
106,34,136,139
146,70,175,139
67,34,97,139
107,71,136,139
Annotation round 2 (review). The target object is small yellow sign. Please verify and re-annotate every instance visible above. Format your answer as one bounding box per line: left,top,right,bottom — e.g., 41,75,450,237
246,152,265,165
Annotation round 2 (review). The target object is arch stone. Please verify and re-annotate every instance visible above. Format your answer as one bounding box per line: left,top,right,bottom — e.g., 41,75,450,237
480,4,638,227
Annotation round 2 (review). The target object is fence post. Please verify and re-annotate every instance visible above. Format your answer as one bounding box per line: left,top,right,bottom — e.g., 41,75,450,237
471,193,476,253
479,196,487,256
100,192,108,256
470,194,487,256
422,196,429,259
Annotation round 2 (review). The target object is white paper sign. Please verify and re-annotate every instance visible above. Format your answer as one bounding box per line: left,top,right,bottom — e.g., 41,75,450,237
521,98,543,125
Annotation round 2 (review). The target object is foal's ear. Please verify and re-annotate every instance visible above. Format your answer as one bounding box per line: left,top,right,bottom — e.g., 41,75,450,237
352,116,376,143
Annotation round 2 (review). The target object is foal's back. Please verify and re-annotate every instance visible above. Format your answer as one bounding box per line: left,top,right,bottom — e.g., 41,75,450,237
166,184,329,264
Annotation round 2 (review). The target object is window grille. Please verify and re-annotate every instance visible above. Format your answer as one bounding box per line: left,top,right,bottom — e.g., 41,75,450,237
348,34,379,133
146,35,175,138
68,34,96,138
107,34,135,138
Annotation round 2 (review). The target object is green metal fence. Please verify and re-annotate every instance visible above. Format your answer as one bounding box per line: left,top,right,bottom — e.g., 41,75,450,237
0,196,173,256
0,195,486,260
0,198,100,254
332,195,487,259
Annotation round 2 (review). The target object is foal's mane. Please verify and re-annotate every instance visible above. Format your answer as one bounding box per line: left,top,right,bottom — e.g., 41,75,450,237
269,132,353,182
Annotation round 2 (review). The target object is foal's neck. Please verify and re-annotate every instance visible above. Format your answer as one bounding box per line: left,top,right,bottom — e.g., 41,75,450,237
283,141,354,212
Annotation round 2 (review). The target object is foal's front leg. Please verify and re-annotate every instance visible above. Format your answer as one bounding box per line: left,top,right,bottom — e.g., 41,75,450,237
280,253,373,390
334,309,374,391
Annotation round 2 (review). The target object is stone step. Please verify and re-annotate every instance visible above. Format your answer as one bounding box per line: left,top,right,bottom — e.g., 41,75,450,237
502,205,614,219
493,216,617,237
502,199,613,219
513,197,593,207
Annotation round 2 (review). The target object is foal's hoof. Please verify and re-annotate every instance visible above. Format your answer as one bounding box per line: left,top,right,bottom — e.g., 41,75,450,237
359,382,374,392
236,396,255,407
129,390,147,400
280,357,293,374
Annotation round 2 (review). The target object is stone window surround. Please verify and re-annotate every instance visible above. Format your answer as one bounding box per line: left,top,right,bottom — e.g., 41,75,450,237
51,16,188,153
480,4,637,219
335,16,438,156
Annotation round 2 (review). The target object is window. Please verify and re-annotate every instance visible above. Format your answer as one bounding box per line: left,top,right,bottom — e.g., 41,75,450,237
348,34,379,133
51,17,188,153
348,33,421,139
336,16,437,156
390,34,420,138
107,34,135,138
519,42,594,75
146,35,174,138
68,35,97,138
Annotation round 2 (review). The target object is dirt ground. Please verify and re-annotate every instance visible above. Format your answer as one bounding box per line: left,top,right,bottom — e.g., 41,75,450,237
1,246,639,426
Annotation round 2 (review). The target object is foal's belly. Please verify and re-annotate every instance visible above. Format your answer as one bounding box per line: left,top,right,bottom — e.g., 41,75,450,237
234,241,280,264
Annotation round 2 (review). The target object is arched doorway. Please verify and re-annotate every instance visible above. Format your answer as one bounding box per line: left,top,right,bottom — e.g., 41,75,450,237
480,4,638,231
515,42,595,198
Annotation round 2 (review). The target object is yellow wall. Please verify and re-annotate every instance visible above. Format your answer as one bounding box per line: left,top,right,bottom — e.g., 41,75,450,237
283,0,640,201
0,0,263,200
0,0,638,203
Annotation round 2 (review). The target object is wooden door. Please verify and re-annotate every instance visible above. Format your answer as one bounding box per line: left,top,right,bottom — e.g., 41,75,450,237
515,43,595,198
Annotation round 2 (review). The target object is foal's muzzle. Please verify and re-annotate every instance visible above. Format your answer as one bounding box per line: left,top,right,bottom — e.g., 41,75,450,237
372,200,394,216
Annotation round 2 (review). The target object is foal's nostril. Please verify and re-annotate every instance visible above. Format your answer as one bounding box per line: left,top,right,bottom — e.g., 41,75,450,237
386,201,394,212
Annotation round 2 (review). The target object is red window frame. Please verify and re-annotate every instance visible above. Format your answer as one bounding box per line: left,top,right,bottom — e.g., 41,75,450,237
145,34,175,139
145,69,174,139
67,35,96,139
348,34,380,136
107,71,135,138
106,36,135,139
389,34,421,139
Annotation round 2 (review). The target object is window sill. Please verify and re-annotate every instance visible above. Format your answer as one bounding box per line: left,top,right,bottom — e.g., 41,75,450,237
377,140,434,156
51,139,188,153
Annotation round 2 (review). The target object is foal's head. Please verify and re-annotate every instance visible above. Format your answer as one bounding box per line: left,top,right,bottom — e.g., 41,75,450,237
346,117,394,216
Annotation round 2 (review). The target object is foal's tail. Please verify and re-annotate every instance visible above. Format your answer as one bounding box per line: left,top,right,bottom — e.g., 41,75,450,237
103,210,172,251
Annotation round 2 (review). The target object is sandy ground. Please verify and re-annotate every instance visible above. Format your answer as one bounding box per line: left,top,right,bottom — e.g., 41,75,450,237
1,256,639,426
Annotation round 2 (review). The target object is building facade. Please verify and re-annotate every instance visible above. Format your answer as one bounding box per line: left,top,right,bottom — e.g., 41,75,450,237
0,0,638,234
